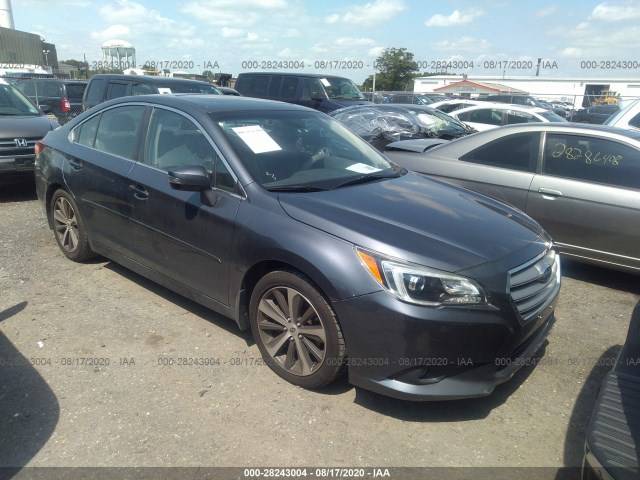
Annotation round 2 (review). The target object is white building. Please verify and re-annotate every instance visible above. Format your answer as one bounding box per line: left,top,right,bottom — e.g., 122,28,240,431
414,75,640,107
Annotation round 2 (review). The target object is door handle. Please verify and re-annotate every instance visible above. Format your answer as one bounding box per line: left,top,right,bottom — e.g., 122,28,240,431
537,187,562,198
129,184,149,200
69,159,82,171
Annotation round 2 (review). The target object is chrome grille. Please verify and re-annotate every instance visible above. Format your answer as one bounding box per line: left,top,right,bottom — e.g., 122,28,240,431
0,138,38,159
509,249,560,322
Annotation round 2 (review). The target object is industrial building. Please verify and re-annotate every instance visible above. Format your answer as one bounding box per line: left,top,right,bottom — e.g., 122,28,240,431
414,74,640,107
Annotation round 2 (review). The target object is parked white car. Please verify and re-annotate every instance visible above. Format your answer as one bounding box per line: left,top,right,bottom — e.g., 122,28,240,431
429,99,489,114
604,98,640,131
450,104,567,131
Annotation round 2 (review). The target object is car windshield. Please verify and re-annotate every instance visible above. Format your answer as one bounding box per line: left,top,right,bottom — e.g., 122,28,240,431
407,107,470,133
215,110,401,190
539,111,568,122
165,83,221,94
323,77,365,100
0,83,41,116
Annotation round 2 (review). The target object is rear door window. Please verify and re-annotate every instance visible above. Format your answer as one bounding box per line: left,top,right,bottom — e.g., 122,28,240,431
93,105,146,160
543,133,640,189
84,78,106,106
280,77,298,100
106,82,130,100
460,132,539,172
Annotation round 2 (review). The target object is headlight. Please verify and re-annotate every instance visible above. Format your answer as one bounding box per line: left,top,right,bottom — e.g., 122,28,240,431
356,248,487,307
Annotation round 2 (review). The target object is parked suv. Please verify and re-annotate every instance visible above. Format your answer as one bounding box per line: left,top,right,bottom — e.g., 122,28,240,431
481,94,568,117
0,79,59,182
13,78,87,125
235,72,371,112
82,74,221,111
569,104,620,124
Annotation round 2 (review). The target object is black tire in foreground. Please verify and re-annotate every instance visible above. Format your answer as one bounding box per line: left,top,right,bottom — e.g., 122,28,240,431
50,189,94,262
249,270,346,389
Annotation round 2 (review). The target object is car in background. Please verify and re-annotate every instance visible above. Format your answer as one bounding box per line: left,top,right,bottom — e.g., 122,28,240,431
569,104,620,124
362,92,385,104
480,93,568,117
384,123,640,273
329,104,475,151
82,74,222,111
13,78,87,125
451,104,567,131
582,300,640,480
383,93,433,105
35,94,560,401
605,98,640,131
235,72,370,113
429,99,489,114
217,86,241,96
0,79,59,182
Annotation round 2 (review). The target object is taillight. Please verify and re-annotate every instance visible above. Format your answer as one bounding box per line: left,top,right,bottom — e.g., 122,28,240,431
35,141,44,156
61,98,71,112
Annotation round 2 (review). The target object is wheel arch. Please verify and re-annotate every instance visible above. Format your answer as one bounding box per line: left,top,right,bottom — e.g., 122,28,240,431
234,257,341,332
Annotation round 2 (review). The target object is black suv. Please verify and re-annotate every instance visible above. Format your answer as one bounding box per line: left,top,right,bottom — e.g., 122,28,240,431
82,74,221,111
13,78,87,125
482,94,568,118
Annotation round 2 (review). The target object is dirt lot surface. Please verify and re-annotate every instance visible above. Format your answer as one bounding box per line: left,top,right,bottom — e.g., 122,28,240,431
1,180,639,479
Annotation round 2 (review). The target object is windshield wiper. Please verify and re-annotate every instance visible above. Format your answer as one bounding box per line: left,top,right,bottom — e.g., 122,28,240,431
329,172,401,189
266,185,329,192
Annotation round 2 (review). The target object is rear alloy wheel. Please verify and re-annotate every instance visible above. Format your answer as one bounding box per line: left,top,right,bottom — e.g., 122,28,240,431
250,271,346,389
51,190,94,262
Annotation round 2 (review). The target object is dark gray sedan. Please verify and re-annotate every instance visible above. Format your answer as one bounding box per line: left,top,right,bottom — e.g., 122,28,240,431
385,123,640,274
35,95,560,400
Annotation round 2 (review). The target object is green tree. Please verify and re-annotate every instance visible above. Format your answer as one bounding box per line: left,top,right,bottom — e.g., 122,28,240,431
362,47,419,91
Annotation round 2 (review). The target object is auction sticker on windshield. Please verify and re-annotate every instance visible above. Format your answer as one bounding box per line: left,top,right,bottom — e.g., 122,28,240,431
346,163,382,174
232,125,282,154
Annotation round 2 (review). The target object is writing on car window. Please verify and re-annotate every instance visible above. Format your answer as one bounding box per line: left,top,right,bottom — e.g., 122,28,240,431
550,142,622,166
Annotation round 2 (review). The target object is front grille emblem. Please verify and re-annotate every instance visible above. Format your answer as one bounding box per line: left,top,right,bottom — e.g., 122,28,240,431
14,138,28,147
535,262,553,283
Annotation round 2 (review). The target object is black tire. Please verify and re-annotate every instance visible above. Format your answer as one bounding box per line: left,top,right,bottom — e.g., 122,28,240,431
249,270,346,389
50,189,94,262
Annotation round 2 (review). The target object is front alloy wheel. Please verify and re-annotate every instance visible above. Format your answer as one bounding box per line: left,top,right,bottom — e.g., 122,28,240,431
250,271,346,388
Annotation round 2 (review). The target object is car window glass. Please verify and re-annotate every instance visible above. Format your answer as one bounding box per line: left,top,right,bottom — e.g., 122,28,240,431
460,132,538,172
543,133,640,189
245,75,269,96
281,77,298,100
214,156,236,193
143,108,218,175
76,114,101,147
506,111,538,124
94,105,145,160
268,76,283,97
629,113,640,129
301,78,322,100
65,84,86,99
16,81,35,96
41,82,61,97
132,83,155,95
85,78,106,105
461,108,503,125
106,82,129,100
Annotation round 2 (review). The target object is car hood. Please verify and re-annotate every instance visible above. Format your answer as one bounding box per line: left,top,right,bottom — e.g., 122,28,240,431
278,172,546,272
0,115,55,137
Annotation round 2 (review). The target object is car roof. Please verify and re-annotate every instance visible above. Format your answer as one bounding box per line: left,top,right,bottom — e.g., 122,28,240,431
453,104,548,114
95,93,317,115
237,72,354,80
89,74,212,85
427,123,640,155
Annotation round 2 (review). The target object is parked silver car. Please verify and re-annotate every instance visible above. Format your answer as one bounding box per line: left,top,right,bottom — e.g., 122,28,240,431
384,123,640,273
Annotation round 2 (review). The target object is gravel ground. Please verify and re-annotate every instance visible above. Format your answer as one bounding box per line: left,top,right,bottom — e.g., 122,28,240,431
1,179,638,478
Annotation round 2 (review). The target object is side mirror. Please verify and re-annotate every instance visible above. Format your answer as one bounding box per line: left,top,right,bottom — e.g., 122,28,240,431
311,91,323,102
168,166,218,207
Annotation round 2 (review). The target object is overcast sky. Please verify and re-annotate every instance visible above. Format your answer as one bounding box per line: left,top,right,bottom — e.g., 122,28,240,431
12,0,640,82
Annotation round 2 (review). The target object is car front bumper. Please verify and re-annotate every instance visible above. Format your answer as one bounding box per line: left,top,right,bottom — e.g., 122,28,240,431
332,247,560,401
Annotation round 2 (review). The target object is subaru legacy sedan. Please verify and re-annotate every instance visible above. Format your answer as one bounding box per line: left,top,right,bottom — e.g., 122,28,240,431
35,95,560,401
